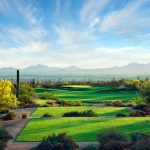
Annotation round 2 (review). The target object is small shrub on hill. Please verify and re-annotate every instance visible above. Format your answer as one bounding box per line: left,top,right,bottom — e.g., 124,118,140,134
33,133,78,150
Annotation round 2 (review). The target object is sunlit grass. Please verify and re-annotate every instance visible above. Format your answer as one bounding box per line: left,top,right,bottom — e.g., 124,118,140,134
16,117,150,142
31,106,131,117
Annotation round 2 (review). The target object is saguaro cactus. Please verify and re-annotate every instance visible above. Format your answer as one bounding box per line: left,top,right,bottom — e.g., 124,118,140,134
16,70,20,98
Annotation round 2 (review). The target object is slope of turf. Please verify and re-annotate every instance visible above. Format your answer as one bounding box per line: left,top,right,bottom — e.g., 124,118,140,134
35,86,139,103
16,117,150,142
31,107,131,117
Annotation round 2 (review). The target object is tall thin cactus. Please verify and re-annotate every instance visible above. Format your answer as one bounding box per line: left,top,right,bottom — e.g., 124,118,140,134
16,70,20,98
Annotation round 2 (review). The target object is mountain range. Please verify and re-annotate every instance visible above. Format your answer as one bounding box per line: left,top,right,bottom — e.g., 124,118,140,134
0,62,150,75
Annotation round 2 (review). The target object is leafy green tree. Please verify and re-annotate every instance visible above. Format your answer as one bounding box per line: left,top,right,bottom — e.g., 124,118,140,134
138,81,150,104
0,80,18,111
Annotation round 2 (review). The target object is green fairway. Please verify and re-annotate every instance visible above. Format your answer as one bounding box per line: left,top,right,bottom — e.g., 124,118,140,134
31,106,131,117
35,99,52,105
35,86,139,103
16,117,150,142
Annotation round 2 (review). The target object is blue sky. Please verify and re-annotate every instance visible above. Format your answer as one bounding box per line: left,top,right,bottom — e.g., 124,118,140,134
0,0,150,69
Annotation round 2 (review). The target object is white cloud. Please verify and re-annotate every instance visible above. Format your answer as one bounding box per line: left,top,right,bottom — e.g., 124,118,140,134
80,0,109,23
100,0,150,36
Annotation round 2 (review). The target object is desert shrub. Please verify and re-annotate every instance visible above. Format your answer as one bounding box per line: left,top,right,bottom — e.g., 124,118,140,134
22,112,28,119
0,126,12,142
46,101,53,105
130,133,150,150
18,83,35,107
3,112,16,121
138,81,150,104
63,110,98,117
130,111,146,117
57,100,83,106
133,104,146,111
42,113,53,117
39,92,58,100
33,133,78,150
100,140,124,150
116,113,127,117
98,128,126,150
0,140,6,150
0,107,10,114
81,144,99,150
19,94,33,105
131,97,144,105
63,111,80,117
112,101,125,107
130,133,150,143
130,140,150,150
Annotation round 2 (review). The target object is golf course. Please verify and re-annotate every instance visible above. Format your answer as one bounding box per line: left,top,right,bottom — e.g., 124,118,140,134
35,85,139,103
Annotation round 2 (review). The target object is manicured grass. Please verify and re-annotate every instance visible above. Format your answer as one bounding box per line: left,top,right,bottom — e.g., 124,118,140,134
35,86,139,103
31,107,131,117
35,99,52,105
16,117,150,142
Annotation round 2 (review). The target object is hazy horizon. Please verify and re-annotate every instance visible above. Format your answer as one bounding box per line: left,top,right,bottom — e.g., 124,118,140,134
0,0,150,68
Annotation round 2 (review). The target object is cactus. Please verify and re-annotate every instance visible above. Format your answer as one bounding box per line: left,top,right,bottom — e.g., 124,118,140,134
16,70,20,98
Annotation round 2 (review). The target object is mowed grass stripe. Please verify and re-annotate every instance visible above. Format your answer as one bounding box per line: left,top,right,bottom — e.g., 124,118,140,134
35,86,139,103
16,117,150,142
31,107,131,117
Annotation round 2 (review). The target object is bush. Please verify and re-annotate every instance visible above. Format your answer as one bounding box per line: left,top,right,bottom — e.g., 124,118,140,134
39,92,58,100
130,111,146,117
138,81,150,104
112,101,125,107
116,113,127,117
33,133,78,150
18,94,33,106
0,140,6,150
42,113,53,117
81,144,99,150
133,104,146,111
3,112,16,121
63,111,80,117
130,133,150,143
0,107,10,114
0,126,12,142
22,112,28,119
100,140,124,150
63,110,98,117
98,129,126,150
98,128,126,143
57,100,83,106
130,133,150,150
130,140,150,150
